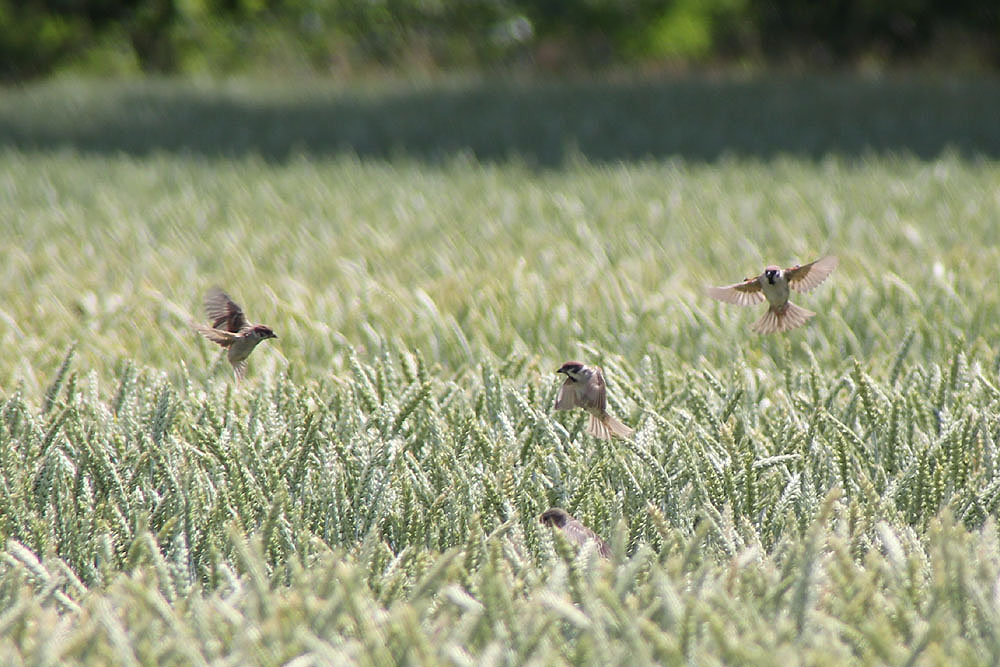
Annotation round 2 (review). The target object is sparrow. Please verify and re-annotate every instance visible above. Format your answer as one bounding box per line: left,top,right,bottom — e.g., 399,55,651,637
195,287,277,381
554,361,634,439
706,255,838,334
539,508,611,559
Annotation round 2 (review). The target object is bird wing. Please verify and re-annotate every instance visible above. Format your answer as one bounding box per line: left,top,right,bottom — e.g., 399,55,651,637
196,326,237,347
205,287,248,333
785,256,838,294
582,367,608,413
554,378,578,410
562,517,611,558
232,359,248,383
705,278,766,306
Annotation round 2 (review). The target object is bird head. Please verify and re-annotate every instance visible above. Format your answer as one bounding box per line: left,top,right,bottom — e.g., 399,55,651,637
556,361,587,383
540,508,570,527
763,266,781,284
250,325,277,340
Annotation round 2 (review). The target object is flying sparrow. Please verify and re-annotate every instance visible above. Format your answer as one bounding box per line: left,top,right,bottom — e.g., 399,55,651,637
554,361,634,439
195,287,277,381
706,255,838,334
539,508,611,559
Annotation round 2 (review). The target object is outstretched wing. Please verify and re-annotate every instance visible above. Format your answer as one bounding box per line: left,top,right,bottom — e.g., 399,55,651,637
205,287,248,333
785,256,838,294
554,378,578,410
195,325,237,347
562,517,612,558
706,277,765,306
583,367,608,413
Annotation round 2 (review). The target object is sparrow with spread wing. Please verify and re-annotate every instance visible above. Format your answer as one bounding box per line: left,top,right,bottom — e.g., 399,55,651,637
539,508,611,559
195,287,277,381
554,361,633,439
706,255,838,334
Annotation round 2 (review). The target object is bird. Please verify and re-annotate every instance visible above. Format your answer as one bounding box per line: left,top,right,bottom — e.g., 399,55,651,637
706,255,838,334
194,287,277,381
539,508,611,559
554,361,633,439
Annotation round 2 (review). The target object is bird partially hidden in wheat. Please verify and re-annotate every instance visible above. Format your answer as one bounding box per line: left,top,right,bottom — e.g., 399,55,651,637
706,255,838,334
539,508,611,559
554,361,633,439
194,287,276,382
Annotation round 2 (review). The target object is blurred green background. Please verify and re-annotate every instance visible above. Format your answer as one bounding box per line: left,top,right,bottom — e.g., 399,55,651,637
1,0,997,80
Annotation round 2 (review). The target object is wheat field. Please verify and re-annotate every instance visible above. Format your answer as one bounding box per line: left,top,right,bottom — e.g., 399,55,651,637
2,76,1000,664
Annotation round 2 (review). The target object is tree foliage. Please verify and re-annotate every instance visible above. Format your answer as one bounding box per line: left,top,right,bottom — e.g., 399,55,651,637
0,0,997,79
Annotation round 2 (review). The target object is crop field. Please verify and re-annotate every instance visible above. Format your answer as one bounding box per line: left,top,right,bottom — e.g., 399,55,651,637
2,75,1000,664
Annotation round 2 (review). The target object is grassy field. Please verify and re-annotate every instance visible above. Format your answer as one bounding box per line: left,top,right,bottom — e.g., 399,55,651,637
2,74,1000,664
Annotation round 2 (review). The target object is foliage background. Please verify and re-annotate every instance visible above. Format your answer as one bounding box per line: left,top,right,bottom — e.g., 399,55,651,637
1,0,999,80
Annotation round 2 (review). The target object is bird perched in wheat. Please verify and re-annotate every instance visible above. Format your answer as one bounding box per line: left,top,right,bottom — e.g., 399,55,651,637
540,508,611,559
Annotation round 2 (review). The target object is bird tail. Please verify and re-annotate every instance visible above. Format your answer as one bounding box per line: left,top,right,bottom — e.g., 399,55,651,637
752,301,815,334
587,413,634,439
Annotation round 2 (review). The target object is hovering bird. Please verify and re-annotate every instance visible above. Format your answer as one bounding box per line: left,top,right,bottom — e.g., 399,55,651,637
539,508,611,559
706,255,838,334
195,287,277,381
554,361,633,439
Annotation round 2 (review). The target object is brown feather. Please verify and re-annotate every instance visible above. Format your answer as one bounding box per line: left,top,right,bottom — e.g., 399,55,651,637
540,508,611,559
751,302,815,334
706,280,766,307
586,414,610,439
588,367,608,413
554,380,578,410
196,326,238,347
601,414,634,439
204,287,248,333
785,256,838,294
